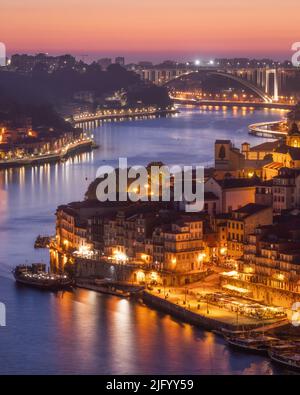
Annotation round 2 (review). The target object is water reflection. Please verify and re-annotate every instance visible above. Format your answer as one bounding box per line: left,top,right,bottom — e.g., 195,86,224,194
0,277,284,374
0,107,287,374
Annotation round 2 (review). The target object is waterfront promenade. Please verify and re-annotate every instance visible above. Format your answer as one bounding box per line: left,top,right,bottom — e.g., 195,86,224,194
0,137,94,169
141,269,287,331
142,284,285,331
171,97,294,110
248,121,287,138
69,106,178,124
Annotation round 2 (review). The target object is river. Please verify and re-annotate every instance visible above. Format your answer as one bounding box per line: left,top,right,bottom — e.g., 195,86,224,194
0,105,288,374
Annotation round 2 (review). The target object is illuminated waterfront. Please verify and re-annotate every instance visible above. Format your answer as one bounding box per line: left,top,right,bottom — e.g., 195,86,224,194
0,106,287,374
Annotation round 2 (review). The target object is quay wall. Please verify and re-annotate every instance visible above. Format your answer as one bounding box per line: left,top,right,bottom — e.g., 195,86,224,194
142,291,260,331
72,108,178,125
74,257,210,286
75,257,135,282
248,121,286,138
0,140,93,169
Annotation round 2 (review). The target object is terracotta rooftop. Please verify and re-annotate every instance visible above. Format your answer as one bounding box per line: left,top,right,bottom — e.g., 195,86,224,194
250,141,278,152
204,192,219,200
216,177,260,189
234,203,270,216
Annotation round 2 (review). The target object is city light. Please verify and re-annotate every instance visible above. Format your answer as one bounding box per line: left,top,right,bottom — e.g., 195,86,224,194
222,270,238,277
197,253,206,261
74,245,94,257
136,271,145,283
150,271,158,282
3,1,300,377
113,251,128,262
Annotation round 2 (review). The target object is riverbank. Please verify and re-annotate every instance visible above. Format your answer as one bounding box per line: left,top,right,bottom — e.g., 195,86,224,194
72,275,286,332
70,107,178,124
141,289,283,332
0,138,95,169
171,97,294,110
0,276,279,375
0,107,288,374
248,121,287,138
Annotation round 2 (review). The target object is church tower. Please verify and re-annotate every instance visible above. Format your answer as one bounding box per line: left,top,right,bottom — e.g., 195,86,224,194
214,140,245,171
286,122,300,148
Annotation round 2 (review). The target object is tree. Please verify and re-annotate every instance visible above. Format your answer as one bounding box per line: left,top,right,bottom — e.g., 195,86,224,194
219,145,226,160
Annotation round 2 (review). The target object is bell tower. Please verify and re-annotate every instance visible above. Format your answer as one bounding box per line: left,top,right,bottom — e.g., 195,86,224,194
215,140,231,170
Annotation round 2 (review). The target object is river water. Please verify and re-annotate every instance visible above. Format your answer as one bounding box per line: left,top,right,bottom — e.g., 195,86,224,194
0,106,288,374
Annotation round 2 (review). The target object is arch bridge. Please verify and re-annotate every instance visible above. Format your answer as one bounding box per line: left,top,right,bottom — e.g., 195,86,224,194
164,70,274,103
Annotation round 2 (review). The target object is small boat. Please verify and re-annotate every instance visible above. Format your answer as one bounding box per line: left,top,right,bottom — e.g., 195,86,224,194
13,264,73,291
225,333,280,355
269,350,300,372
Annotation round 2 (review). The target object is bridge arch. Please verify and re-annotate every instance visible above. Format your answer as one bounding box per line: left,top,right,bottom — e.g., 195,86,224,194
165,70,273,103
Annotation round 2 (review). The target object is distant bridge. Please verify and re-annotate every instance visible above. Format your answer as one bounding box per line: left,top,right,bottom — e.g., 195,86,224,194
212,71,273,103
137,66,284,103
164,70,273,103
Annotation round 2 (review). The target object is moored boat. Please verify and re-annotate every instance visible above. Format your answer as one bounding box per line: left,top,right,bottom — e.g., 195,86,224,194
269,349,300,372
13,264,73,291
225,333,280,355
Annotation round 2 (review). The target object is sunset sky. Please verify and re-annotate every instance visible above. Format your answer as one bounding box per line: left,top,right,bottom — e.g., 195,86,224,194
1,0,299,61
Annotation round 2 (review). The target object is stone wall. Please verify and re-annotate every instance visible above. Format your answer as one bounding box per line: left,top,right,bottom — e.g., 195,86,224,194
142,291,260,331
74,256,211,286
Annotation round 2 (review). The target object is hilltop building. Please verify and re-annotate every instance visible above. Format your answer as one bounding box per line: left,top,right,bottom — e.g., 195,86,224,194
226,203,273,259
222,216,300,307
51,199,211,284
214,139,270,179
205,177,258,213
215,107,300,181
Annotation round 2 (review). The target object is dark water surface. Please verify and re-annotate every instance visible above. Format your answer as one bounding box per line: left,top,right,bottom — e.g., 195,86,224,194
0,106,287,374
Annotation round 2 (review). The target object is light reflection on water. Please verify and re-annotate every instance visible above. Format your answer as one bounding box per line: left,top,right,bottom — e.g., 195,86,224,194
0,282,279,374
0,106,287,374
